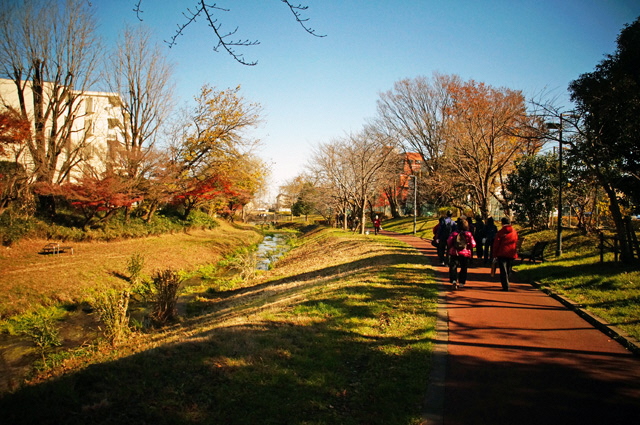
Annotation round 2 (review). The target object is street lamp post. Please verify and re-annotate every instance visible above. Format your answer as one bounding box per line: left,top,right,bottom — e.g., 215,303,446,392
547,113,573,257
410,175,417,235
556,117,564,257
401,174,418,235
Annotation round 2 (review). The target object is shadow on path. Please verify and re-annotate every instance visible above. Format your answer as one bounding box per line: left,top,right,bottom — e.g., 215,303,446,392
381,230,640,425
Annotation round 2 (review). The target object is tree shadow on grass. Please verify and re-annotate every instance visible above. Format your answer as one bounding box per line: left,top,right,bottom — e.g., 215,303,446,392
0,263,438,425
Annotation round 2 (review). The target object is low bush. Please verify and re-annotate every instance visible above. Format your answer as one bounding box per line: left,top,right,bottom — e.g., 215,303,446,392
93,289,132,345
0,208,221,245
151,269,183,325
0,215,36,246
21,312,62,361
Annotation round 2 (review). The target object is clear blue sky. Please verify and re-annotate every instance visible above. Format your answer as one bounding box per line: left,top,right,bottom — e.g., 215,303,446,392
94,0,639,198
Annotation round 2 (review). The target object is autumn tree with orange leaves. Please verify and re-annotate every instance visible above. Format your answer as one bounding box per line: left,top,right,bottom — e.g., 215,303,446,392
373,74,542,217
168,84,267,220
442,79,543,218
35,174,143,230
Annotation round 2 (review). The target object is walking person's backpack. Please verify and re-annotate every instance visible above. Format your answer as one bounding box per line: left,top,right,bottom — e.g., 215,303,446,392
439,219,453,241
454,231,467,251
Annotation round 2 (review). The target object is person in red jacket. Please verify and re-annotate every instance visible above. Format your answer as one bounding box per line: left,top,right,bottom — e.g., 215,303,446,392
373,215,382,235
446,218,476,289
492,217,519,291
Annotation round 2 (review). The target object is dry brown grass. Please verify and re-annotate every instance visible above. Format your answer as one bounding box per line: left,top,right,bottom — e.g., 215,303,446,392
0,222,262,319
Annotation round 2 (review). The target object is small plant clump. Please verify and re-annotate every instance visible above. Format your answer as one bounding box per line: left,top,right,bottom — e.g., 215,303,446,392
127,253,154,302
151,269,183,325
127,253,145,286
94,289,132,345
20,311,62,361
224,248,258,282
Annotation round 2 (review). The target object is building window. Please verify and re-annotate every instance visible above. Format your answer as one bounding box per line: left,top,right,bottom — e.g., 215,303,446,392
84,118,93,136
85,97,93,114
107,118,120,129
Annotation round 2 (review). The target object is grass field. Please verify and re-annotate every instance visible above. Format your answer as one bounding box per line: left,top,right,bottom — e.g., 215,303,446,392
0,225,439,424
0,222,262,319
0,214,637,423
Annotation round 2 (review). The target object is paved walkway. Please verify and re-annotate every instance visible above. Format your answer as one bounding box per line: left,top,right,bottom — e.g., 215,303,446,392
383,231,640,425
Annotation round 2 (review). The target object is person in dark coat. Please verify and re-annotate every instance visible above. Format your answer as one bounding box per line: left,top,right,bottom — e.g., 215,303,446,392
437,211,456,266
483,217,498,264
492,217,519,291
473,215,485,262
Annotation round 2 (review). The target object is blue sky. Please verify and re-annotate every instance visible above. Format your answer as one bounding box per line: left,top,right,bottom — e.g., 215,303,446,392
94,0,639,197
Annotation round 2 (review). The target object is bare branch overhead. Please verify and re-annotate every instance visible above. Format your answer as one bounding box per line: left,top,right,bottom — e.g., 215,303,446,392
134,1,324,66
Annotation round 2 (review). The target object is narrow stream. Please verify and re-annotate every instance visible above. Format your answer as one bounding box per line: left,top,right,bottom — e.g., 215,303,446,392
255,234,290,270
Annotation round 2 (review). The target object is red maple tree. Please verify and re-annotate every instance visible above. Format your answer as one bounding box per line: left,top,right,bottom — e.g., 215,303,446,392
172,174,240,220
36,174,143,229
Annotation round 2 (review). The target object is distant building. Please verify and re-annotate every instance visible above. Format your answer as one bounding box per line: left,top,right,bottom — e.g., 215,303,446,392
0,78,124,182
275,193,292,212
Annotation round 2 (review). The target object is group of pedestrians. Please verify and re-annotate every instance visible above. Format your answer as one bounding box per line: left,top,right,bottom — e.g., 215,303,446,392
433,211,519,291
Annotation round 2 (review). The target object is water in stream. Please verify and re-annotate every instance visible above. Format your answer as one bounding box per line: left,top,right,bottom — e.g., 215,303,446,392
255,234,290,270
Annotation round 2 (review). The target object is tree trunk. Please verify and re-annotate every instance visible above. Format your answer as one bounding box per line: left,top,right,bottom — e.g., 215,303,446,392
599,176,633,263
360,194,367,234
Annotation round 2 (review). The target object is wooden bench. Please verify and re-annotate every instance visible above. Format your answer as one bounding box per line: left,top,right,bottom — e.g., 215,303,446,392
519,241,549,264
41,243,74,255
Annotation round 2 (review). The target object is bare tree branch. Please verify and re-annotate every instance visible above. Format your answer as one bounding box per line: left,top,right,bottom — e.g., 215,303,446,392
133,0,143,21
281,1,326,37
135,1,323,66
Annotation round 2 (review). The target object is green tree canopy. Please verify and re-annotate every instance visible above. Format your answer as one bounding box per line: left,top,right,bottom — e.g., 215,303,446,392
505,153,556,229
569,16,640,262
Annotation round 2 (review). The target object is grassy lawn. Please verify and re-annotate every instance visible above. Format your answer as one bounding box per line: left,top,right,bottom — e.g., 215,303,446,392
0,227,438,424
0,221,262,319
3,213,635,423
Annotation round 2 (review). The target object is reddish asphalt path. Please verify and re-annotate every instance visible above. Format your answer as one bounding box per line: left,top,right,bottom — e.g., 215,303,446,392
383,231,640,425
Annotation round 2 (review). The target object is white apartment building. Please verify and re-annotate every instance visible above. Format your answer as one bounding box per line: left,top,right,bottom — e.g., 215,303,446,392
0,78,124,182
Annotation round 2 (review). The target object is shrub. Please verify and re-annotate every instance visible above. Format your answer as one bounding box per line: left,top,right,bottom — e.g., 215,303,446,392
94,289,131,345
127,253,145,285
184,210,220,230
220,247,258,282
151,269,183,325
20,311,62,361
0,215,36,246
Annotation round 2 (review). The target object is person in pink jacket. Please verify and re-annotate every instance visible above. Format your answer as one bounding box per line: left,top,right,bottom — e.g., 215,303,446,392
492,217,519,291
447,218,476,289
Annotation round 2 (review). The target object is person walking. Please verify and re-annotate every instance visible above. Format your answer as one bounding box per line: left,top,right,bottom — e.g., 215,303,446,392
473,215,485,263
447,218,476,289
492,217,519,291
373,215,381,235
437,210,456,266
483,217,498,264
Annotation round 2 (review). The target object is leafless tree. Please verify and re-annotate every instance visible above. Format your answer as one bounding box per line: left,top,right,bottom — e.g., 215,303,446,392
307,144,353,230
0,0,102,187
309,128,397,234
375,73,458,176
133,0,325,66
106,24,175,180
374,73,463,208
